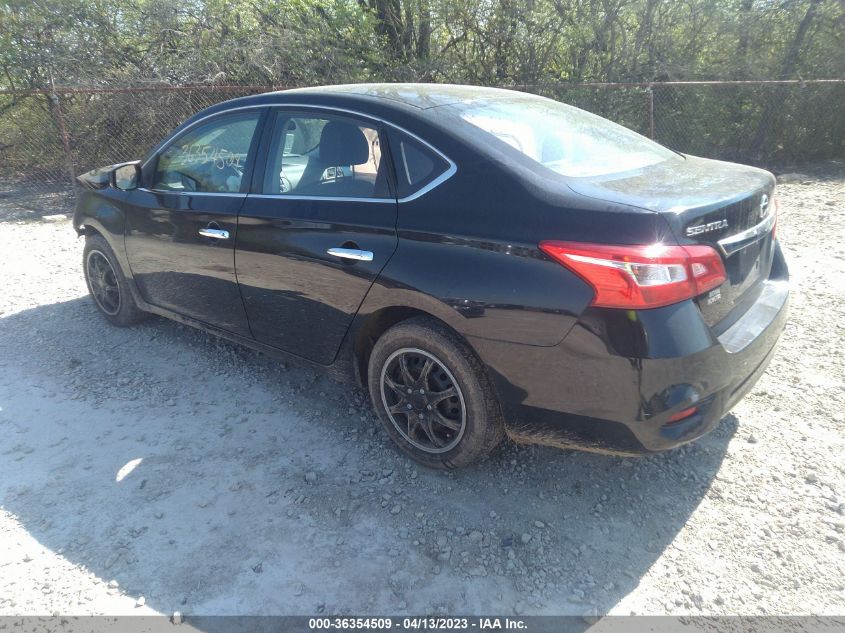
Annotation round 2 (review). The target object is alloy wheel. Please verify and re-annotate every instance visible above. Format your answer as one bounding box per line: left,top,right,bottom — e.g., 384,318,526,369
86,250,121,316
380,347,467,453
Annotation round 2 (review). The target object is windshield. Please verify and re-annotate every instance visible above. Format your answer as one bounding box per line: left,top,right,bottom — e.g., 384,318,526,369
451,96,677,178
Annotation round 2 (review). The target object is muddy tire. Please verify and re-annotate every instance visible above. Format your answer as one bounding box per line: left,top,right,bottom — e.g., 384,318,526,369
368,317,505,469
83,234,148,327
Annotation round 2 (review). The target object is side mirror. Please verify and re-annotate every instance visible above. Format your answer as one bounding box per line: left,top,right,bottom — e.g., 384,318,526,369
112,162,141,191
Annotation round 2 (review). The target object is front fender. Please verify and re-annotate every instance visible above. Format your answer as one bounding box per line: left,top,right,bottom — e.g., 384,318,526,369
73,188,126,238
72,188,138,292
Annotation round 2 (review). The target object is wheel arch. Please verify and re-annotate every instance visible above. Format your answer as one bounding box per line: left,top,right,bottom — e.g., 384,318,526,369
352,305,476,389
75,205,147,311
79,223,104,237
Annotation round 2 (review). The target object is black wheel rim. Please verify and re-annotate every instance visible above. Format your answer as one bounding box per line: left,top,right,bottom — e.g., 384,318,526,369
86,250,121,316
380,348,467,454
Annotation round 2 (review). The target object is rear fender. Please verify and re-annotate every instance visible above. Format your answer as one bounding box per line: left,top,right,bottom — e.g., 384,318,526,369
357,237,593,347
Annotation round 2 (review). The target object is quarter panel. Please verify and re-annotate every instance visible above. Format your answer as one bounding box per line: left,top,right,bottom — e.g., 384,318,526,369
368,161,604,347
368,234,592,346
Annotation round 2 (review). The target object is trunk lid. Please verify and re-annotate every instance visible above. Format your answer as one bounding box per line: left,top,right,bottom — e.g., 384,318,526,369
567,155,777,330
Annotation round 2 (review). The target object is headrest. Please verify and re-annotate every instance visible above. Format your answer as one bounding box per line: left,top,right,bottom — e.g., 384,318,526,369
319,121,369,166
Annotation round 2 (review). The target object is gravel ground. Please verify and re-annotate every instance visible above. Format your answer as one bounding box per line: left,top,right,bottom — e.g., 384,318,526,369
0,163,843,618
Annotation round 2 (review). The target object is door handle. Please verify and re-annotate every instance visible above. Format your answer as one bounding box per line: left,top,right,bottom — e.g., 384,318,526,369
199,228,230,240
327,247,374,262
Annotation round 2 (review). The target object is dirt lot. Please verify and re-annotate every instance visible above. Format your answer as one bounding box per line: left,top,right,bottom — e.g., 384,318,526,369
0,163,843,619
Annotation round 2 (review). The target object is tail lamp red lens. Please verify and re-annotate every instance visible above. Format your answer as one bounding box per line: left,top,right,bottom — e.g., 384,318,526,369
539,241,727,309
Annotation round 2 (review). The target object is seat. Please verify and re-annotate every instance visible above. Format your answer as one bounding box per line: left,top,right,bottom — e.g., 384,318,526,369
296,121,376,197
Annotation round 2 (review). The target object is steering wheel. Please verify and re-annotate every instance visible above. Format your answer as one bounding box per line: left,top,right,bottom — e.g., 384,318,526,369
211,163,243,192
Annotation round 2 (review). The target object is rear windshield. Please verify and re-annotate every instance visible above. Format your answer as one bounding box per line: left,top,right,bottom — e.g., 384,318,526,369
450,96,676,178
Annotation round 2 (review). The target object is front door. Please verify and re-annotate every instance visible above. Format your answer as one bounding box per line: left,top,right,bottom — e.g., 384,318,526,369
236,109,398,364
125,110,265,336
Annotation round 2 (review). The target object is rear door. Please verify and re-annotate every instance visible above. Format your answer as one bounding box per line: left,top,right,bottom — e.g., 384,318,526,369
235,108,398,364
125,110,266,336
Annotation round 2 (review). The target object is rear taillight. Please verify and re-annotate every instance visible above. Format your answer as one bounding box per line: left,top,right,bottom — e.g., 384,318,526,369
539,241,727,309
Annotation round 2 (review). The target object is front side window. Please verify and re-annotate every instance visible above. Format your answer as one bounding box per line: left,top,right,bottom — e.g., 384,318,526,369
152,113,260,193
448,96,677,178
262,112,389,198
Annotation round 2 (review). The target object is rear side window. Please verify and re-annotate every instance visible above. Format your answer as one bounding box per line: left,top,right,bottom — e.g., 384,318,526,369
387,130,450,198
152,113,260,193
261,112,390,198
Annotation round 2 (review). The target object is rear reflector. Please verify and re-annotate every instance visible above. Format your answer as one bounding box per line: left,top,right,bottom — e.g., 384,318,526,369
539,241,727,309
666,406,699,424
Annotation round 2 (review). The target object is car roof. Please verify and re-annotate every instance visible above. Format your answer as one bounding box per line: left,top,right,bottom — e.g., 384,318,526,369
189,83,539,125
155,83,548,169
277,83,531,110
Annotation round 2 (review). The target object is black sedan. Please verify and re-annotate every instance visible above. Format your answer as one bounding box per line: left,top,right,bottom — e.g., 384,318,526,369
73,84,789,468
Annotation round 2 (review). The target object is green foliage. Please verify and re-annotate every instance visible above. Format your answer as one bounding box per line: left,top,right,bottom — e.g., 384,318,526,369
2,0,842,88
0,0,843,184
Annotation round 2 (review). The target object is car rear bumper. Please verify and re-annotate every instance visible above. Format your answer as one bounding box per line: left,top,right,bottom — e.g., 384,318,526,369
472,242,790,455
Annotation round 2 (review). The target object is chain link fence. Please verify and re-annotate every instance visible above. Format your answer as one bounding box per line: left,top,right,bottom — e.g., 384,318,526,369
0,85,268,219
1,80,843,220
522,80,845,165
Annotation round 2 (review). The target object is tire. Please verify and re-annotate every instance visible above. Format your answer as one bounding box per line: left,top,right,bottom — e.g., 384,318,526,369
368,317,505,469
83,234,149,327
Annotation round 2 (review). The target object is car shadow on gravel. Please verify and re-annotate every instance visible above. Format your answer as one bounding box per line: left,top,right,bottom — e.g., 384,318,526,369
0,297,738,618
